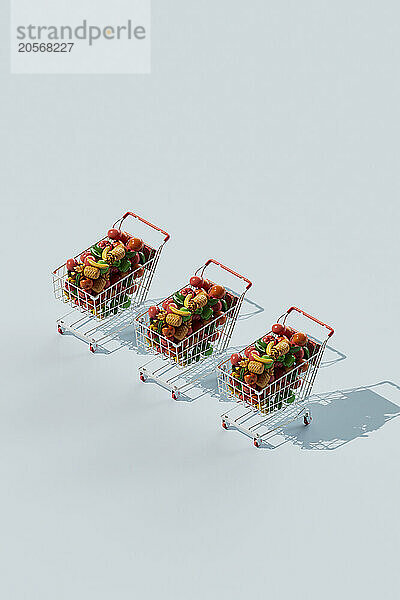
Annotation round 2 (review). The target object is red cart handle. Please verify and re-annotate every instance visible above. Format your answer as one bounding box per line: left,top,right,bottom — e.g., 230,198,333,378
201,258,252,290
116,212,170,242
287,306,334,337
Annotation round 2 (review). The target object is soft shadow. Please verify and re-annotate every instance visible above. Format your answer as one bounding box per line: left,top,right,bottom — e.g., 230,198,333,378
237,296,264,321
275,381,400,450
320,343,346,368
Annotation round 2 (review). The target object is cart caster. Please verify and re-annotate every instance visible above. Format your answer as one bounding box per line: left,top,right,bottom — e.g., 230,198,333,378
222,420,228,430
89,344,96,353
139,372,146,383
172,391,179,400
303,411,312,426
253,438,260,448
57,325,64,335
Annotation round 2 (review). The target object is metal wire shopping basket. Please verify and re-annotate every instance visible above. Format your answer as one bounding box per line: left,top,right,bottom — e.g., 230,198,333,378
135,259,252,399
218,306,334,447
52,211,170,352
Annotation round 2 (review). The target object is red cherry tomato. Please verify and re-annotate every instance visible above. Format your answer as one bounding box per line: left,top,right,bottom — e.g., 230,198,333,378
108,229,121,240
244,345,256,359
262,334,275,344
202,279,212,291
97,239,109,249
209,284,225,299
80,278,93,291
162,298,174,310
180,287,192,296
230,353,241,366
127,237,144,251
66,258,77,271
133,267,145,279
272,323,285,335
190,276,203,288
80,251,90,262
148,306,160,319
119,231,131,244
244,373,257,386
291,332,308,346
284,326,295,338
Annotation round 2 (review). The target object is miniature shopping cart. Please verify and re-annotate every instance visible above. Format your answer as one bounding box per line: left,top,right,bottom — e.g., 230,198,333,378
218,306,334,447
135,259,252,399
52,211,170,352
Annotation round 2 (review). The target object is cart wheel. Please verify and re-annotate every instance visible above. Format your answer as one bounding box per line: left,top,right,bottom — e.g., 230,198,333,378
57,325,64,335
89,344,96,353
222,420,228,430
253,438,260,448
172,391,179,400
140,372,146,383
303,411,312,426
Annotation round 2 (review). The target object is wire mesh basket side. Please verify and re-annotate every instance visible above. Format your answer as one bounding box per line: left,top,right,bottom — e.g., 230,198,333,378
53,246,158,320
218,339,326,417
135,290,240,368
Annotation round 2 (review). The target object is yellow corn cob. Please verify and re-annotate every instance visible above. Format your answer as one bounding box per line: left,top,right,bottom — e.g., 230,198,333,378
248,361,264,375
166,313,182,327
275,340,290,356
194,293,208,308
110,244,126,261
83,266,100,279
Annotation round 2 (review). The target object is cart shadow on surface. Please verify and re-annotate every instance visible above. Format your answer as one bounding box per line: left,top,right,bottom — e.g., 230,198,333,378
136,345,246,402
260,381,400,450
319,343,346,368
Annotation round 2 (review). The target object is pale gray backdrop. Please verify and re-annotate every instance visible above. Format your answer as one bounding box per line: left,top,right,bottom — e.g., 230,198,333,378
1,1,399,599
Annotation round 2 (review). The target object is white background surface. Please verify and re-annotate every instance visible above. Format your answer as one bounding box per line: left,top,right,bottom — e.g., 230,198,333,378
1,1,399,598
